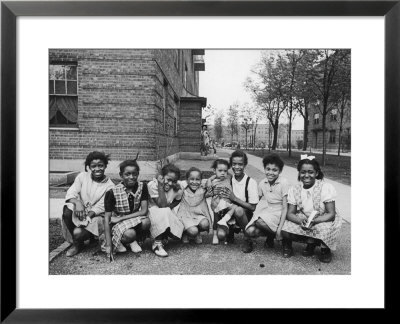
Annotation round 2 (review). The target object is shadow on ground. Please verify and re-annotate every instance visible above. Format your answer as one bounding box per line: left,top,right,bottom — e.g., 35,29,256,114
49,223,350,275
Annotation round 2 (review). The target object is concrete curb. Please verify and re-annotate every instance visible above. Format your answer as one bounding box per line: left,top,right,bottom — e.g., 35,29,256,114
49,241,71,263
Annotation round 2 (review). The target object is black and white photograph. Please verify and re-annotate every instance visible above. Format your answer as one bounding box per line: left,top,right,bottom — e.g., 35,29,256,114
48,49,351,275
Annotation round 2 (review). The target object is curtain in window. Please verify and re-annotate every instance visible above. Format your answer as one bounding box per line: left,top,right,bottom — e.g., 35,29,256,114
49,96,78,123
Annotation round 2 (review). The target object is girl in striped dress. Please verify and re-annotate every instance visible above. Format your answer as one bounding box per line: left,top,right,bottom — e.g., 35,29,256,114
103,160,150,261
281,155,342,263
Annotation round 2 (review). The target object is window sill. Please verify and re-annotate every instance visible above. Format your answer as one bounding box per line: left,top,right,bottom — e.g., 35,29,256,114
50,127,79,131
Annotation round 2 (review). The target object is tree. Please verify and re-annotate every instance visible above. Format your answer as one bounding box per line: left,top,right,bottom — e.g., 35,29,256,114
213,111,224,142
308,49,351,165
226,103,239,144
294,50,317,151
244,54,286,150
329,51,351,156
278,50,304,156
239,103,253,149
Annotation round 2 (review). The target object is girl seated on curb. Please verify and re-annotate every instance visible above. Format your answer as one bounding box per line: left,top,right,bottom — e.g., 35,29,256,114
103,159,150,262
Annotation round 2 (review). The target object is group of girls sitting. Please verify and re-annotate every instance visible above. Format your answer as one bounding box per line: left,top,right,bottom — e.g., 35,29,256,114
61,150,341,264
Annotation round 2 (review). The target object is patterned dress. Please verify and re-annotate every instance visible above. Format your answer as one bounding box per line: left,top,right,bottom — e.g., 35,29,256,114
177,187,212,231
281,180,342,250
104,181,149,250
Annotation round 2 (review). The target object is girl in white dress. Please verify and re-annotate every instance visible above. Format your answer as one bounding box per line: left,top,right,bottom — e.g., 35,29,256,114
147,164,184,257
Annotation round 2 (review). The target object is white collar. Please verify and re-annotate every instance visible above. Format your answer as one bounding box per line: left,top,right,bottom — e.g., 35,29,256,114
232,174,248,184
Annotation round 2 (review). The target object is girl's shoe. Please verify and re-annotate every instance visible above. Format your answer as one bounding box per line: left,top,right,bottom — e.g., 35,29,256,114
282,239,293,258
212,234,219,245
182,233,189,244
152,241,168,257
302,243,316,257
129,241,142,253
319,248,332,263
116,244,127,253
264,235,275,248
66,243,83,257
195,233,202,244
241,238,254,253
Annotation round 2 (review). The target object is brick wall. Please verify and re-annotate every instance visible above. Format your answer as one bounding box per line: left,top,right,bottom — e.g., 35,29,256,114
49,49,203,165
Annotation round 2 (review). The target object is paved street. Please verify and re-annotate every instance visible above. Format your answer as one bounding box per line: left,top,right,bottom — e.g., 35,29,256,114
49,149,351,275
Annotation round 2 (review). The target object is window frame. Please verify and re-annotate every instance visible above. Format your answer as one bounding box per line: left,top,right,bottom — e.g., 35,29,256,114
49,62,79,127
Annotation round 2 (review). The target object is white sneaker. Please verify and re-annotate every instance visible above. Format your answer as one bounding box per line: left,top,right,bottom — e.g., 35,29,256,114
217,219,228,227
152,241,168,257
130,241,142,253
182,233,189,244
212,234,219,245
116,244,127,253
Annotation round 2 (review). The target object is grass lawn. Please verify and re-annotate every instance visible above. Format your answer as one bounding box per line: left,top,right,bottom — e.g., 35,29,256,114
243,149,350,185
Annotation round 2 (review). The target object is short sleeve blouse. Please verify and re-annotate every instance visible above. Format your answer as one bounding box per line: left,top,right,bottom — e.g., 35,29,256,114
287,181,337,215
258,176,289,205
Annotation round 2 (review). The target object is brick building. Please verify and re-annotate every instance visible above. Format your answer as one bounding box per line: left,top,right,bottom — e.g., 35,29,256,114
49,49,206,178
307,102,351,152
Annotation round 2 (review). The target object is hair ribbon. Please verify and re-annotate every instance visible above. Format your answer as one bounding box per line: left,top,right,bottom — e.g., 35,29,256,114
300,154,315,161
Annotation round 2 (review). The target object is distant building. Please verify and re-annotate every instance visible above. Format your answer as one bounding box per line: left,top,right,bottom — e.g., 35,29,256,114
49,49,206,178
307,102,351,152
209,123,304,149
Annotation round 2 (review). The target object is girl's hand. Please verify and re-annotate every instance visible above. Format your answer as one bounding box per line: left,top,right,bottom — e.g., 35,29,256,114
74,201,85,220
301,219,314,230
157,174,164,186
110,216,120,224
276,229,283,241
105,245,114,262
220,187,235,202
86,211,95,219
297,213,308,224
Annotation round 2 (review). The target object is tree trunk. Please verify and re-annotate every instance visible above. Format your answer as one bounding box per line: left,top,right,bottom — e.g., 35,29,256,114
272,122,278,150
302,102,309,151
245,129,248,150
338,114,344,156
288,110,293,157
322,106,327,166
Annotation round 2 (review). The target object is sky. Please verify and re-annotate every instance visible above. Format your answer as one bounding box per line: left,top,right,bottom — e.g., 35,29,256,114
198,50,302,130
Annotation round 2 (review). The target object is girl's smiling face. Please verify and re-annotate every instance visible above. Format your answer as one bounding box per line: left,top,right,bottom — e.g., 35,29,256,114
121,165,139,188
215,163,228,180
299,163,318,189
264,163,281,184
187,171,201,192
231,157,245,177
89,159,106,181
163,172,178,192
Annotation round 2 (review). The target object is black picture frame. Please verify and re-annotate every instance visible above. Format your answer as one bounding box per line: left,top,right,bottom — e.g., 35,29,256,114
1,0,398,321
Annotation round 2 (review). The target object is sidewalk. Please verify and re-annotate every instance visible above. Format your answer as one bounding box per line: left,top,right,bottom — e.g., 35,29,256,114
49,149,351,275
